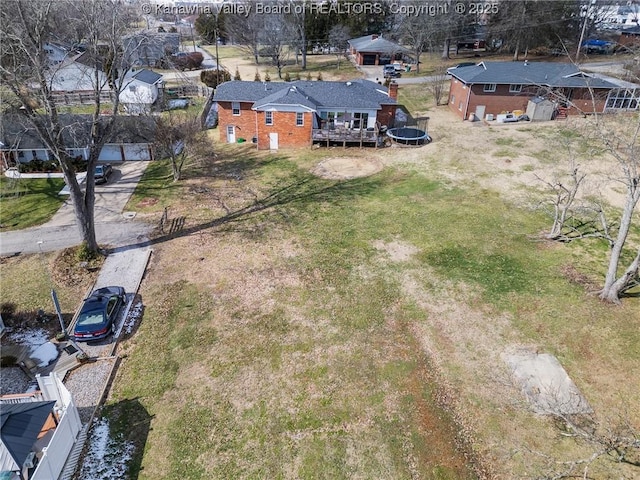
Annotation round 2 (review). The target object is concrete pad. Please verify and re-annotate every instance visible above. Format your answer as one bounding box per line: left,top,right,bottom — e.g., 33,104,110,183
94,245,152,295
502,348,592,415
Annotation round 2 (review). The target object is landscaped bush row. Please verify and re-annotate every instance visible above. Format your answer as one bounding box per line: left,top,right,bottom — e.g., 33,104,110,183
16,156,88,173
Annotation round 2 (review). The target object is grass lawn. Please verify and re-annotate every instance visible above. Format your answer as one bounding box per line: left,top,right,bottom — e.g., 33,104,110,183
2,107,638,478
0,176,66,230
104,124,638,478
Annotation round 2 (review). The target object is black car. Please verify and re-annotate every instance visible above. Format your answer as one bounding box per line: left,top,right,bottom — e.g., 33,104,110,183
94,164,113,184
73,286,126,341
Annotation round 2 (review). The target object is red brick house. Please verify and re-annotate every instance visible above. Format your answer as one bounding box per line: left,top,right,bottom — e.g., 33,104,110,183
213,80,398,150
447,61,640,120
348,34,413,66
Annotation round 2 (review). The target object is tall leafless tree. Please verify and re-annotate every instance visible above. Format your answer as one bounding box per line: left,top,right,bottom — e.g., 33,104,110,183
224,7,264,65
260,13,295,79
153,111,204,182
286,0,308,69
0,0,139,253
593,114,640,302
327,24,350,70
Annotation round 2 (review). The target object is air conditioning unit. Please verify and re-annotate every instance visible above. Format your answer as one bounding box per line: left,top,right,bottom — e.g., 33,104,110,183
24,451,36,469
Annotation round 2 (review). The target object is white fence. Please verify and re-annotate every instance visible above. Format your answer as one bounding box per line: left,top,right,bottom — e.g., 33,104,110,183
0,374,82,480
31,401,82,480
31,374,82,480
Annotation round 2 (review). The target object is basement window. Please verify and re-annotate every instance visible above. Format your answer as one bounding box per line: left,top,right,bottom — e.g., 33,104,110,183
483,83,496,93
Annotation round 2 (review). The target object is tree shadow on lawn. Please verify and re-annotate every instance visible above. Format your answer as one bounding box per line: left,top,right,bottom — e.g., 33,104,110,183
91,398,154,480
115,171,385,252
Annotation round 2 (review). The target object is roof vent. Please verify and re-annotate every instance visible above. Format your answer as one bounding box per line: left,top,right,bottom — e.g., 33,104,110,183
346,81,352,86
524,59,529,66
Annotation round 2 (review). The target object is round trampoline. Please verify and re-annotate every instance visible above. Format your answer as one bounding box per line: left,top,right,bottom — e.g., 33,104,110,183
386,127,432,146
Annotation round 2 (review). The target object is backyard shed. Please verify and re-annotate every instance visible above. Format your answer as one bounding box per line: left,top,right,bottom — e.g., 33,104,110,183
526,97,555,121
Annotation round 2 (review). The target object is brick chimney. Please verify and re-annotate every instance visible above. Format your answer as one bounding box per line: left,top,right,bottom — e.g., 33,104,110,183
388,81,398,100
371,34,379,40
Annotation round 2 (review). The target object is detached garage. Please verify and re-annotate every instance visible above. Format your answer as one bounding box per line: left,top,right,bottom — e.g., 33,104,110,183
1,114,156,166
101,116,156,161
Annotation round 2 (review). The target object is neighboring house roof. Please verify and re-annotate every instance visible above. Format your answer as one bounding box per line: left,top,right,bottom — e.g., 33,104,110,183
348,34,412,55
620,24,640,35
213,79,396,111
73,51,105,72
0,401,56,472
46,53,110,93
132,69,163,85
0,114,156,151
122,32,180,65
449,61,620,89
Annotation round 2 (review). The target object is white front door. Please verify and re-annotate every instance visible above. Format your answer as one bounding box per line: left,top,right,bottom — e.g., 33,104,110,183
227,125,236,143
269,132,278,150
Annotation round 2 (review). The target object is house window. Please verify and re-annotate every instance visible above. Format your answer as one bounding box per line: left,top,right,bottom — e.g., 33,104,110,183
296,112,304,126
265,111,273,125
451,95,455,104
483,83,497,92
606,88,640,110
129,85,137,92
232,102,240,116
509,84,522,93
458,102,462,111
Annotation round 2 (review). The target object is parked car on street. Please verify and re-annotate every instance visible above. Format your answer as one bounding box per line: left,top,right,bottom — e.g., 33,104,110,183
94,164,113,184
73,286,126,341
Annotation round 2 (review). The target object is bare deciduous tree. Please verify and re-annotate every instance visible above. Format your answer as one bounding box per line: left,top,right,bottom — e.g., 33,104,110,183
224,7,263,65
260,13,294,79
427,65,450,106
0,0,139,253
327,24,350,70
153,111,204,182
285,0,307,69
593,115,640,302
532,412,640,479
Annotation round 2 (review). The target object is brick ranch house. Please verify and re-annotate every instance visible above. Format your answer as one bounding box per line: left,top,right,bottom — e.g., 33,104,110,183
448,61,640,120
213,79,398,150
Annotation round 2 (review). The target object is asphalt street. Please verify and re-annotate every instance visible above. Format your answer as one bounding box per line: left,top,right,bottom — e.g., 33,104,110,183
0,162,153,256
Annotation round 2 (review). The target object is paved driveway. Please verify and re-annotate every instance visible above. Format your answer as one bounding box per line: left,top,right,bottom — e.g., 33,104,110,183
0,161,152,256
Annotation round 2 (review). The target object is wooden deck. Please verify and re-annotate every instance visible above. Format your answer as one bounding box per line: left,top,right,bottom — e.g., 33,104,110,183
312,128,379,147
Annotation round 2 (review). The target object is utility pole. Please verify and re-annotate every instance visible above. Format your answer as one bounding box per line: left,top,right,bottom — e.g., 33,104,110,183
577,0,596,62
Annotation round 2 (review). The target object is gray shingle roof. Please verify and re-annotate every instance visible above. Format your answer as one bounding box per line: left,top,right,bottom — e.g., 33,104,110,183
0,114,156,150
253,85,318,110
133,69,163,85
348,35,412,55
449,61,619,89
213,79,396,111
0,401,56,470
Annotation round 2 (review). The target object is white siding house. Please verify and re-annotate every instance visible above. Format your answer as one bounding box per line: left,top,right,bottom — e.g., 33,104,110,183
119,69,164,114
47,52,109,93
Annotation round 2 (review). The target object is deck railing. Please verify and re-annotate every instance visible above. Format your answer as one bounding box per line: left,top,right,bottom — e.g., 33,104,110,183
312,127,378,145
